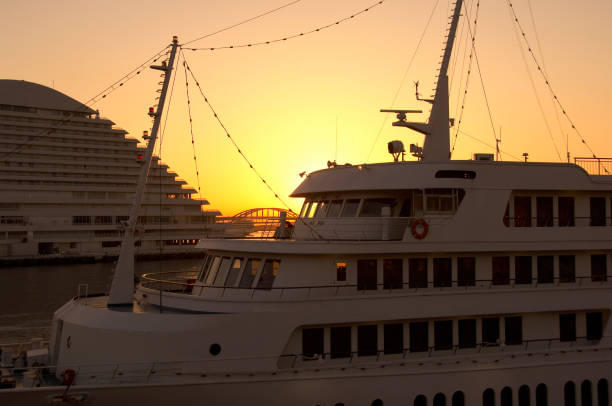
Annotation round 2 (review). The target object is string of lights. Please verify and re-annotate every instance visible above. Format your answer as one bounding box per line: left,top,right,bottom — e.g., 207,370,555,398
505,0,607,171
184,0,386,52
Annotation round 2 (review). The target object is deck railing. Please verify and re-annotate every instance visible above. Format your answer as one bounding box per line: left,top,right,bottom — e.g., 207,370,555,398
575,157,612,175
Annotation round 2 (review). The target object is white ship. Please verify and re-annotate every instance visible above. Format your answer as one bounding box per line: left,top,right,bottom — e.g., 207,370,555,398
1,1,611,405
0,80,219,261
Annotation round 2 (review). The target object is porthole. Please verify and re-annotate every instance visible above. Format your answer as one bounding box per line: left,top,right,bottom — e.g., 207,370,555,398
209,343,221,356
371,399,383,406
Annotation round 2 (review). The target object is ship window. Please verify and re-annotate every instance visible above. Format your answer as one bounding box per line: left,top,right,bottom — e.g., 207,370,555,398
458,319,476,348
590,197,606,226
559,255,575,283
213,257,232,286
582,380,593,406
483,388,495,406
95,216,113,225
514,196,532,227
341,199,360,217
452,391,465,406
256,259,280,290
536,384,548,406
492,256,510,285
327,200,343,217
435,170,476,179
433,258,452,287
559,314,577,342
314,200,329,217
239,258,261,288
383,323,403,354
302,328,324,360
199,255,213,281
597,379,608,406
537,256,554,283
336,262,347,281
299,201,309,218
330,326,351,359
482,317,500,346
565,381,576,406
558,197,575,227
518,385,530,406
383,259,403,289
399,196,413,217
409,258,428,289
457,257,475,286
434,320,453,350
359,198,396,217
205,256,222,285
414,395,427,406
515,256,532,284
505,316,523,345
501,387,513,406
591,255,607,282
357,259,377,290
433,393,446,406
409,321,429,352
424,188,461,212
357,325,378,356
586,312,603,340
536,197,553,227
225,257,243,287
504,203,510,227
306,202,319,218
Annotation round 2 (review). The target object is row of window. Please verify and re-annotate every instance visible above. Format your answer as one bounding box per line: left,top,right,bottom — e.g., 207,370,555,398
507,195,612,227
346,254,609,291
301,313,604,360
198,256,281,290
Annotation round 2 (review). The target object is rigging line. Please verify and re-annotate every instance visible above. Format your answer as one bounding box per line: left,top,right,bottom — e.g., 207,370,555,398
506,3,562,162
159,50,180,153
458,129,522,161
183,0,303,46
181,54,325,240
364,0,440,162
185,0,387,51
505,0,605,171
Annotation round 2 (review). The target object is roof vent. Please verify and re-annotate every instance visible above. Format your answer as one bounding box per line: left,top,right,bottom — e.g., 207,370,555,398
473,153,494,161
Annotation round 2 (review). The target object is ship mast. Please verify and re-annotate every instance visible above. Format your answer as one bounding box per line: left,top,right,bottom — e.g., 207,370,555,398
108,36,179,306
381,0,463,161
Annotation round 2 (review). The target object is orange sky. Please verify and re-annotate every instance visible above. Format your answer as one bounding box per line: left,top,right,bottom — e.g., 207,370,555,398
4,0,612,215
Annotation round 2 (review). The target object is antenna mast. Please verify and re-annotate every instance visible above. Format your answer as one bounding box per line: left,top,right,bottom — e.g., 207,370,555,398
108,36,180,306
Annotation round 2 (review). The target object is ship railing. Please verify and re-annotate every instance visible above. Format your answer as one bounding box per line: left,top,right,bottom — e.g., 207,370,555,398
503,215,612,227
139,272,612,300
575,157,612,175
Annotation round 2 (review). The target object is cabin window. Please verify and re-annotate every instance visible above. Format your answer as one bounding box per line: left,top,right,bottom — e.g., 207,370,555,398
302,201,314,218
537,256,554,283
560,313,577,342
586,312,603,340
433,258,452,287
336,262,347,282
357,325,378,356
383,259,403,289
306,202,319,218
213,257,232,286
327,200,343,217
515,256,532,284
399,196,413,217
359,198,396,217
492,256,510,285
357,259,377,290
435,170,476,179
518,385,530,406
482,317,500,346
433,393,446,406
591,254,607,282
414,395,427,406
536,197,553,227
559,197,575,227
590,197,606,226
581,380,593,406
514,196,532,227
597,379,608,406
409,321,429,352
225,257,243,287
434,320,453,350
457,257,475,286
198,255,213,281
341,199,360,217
256,259,280,289
330,327,351,358
559,255,575,283
314,200,329,217
409,258,428,289
384,323,403,354
458,319,477,348
452,391,465,406
505,316,523,345
564,381,576,406
205,256,222,285
238,258,261,288
501,387,513,406
483,388,495,406
536,384,548,406
302,328,324,359
425,188,461,212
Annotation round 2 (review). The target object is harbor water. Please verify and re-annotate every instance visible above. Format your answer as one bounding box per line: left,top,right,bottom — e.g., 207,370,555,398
0,258,202,344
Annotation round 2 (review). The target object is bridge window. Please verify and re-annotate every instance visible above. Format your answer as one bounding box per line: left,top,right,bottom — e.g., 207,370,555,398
482,317,500,346
383,323,403,354
256,259,280,290
514,196,532,227
213,257,232,286
586,312,603,340
537,256,554,283
409,321,429,352
505,316,523,345
558,197,575,227
560,313,577,342
458,319,476,348
515,256,532,284
327,200,343,217
591,255,607,282
433,258,452,287
357,259,378,290
341,199,360,217
225,257,243,287
359,198,396,217
336,262,347,282
330,326,351,358
457,257,475,286
536,197,553,227
590,197,606,226
357,325,378,356
315,200,329,217
205,256,222,285
238,258,261,288
383,259,403,289
559,255,575,283
409,258,428,288
198,255,213,281
302,328,324,360
492,256,510,285
306,202,319,218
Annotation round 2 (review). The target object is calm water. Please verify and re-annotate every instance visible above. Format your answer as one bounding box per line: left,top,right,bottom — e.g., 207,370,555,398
0,258,202,344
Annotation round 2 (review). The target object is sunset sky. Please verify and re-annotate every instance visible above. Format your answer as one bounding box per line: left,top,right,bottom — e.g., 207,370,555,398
4,0,611,215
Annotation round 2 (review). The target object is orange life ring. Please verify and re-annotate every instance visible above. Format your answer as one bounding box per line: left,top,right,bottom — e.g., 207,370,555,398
411,218,429,240
62,369,76,386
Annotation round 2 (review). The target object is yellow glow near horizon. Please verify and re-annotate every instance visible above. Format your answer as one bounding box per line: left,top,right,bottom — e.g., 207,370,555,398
3,0,611,216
